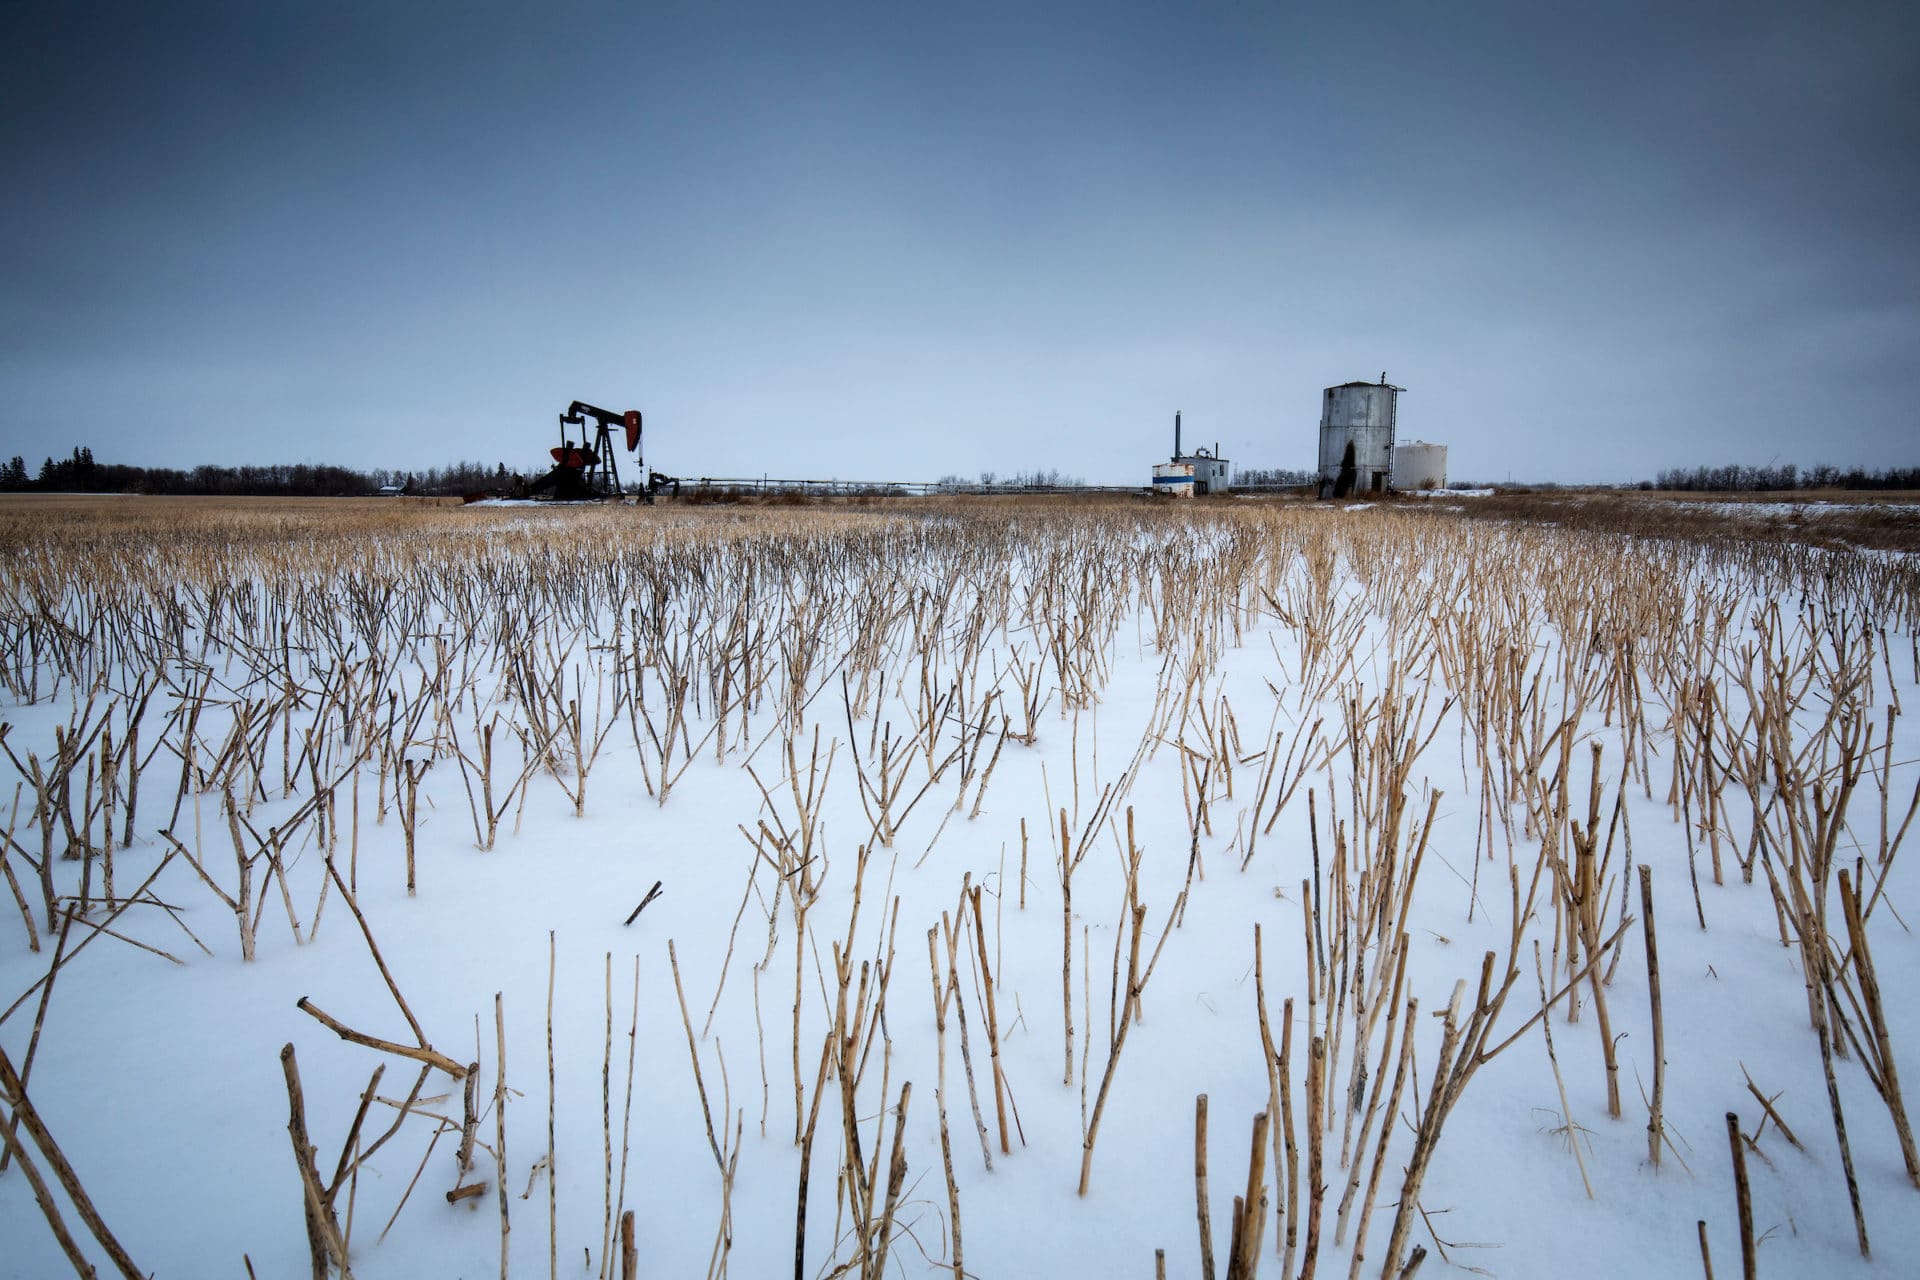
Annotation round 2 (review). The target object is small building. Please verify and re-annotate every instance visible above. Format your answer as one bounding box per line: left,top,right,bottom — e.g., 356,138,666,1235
1152,411,1230,497
1393,440,1448,490
1318,376,1402,498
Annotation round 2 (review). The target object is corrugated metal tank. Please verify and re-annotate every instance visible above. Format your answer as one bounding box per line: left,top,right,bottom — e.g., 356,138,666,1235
1393,441,1447,490
1318,381,1402,497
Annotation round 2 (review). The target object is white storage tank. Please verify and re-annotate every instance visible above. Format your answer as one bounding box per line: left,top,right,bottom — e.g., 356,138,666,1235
1393,441,1447,490
1318,376,1402,498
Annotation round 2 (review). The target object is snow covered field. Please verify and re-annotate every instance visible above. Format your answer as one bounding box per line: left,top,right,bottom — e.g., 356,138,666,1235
1,497,1916,1279
1668,500,1920,519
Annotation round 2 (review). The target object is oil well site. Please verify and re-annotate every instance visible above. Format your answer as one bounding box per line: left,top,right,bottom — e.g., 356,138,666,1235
496,375,1452,504
6,5,1919,1279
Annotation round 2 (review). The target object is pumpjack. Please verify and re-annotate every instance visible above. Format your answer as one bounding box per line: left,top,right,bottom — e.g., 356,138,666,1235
527,401,641,500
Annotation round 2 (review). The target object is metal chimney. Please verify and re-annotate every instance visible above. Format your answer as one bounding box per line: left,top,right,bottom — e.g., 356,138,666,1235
1174,410,1182,459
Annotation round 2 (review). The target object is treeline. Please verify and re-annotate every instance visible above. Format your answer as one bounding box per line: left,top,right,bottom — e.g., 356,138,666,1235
936,468,1090,488
929,465,1318,490
1651,462,1920,492
0,447,530,498
1234,466,1317,488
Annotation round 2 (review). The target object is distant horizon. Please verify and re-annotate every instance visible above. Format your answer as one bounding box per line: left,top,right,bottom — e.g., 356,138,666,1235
6,387,1916,491
6,440,1917,495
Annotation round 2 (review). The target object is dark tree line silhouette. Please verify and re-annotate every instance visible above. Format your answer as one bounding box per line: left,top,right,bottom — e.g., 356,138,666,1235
0,447,530,497
1233,466,1318,488
1651,462,1920,492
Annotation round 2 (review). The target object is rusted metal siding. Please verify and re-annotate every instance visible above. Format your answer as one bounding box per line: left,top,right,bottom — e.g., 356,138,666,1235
1318,382,1401,496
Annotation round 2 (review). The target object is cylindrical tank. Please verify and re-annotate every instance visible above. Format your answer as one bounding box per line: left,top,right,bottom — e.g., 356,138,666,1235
1318,380,1402,497
1393,441,1447,490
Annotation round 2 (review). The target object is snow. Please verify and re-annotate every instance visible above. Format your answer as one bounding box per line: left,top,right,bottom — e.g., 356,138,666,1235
1668,500,1920,518
1,502,1917,1279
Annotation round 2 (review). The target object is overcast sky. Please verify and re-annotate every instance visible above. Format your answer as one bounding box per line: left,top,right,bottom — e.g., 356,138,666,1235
3,1,1915,484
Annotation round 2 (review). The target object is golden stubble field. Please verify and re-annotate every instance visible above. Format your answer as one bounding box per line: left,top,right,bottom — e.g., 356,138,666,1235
0,492,1916,1279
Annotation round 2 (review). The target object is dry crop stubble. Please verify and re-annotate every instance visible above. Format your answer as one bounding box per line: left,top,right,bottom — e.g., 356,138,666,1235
0,494,1914,1277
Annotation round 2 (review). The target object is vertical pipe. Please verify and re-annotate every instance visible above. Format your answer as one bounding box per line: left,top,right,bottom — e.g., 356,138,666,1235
1175,411,1182,459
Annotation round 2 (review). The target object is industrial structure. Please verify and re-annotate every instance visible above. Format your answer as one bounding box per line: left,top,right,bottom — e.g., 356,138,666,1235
528,400,682,501
1152,411,1231,497
508,382,1450,504
1393,440,1448,490
1318,375,1402,498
